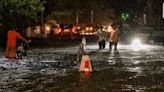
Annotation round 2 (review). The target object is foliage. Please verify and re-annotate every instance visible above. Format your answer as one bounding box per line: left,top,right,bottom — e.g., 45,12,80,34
0,0,45,29
0,0,45,47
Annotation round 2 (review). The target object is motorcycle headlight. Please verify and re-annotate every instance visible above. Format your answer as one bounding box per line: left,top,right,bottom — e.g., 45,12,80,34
131,38,150,51
131,39,141,45
131,38,142,51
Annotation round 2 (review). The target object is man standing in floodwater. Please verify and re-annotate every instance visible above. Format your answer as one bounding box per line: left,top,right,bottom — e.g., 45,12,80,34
5,27,28,59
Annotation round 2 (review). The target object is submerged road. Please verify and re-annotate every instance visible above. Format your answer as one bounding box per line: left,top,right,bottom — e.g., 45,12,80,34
0,43,164,92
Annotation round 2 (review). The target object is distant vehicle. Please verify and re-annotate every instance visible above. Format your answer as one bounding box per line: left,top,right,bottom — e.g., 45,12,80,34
123,27,152,44
54,24,79,39
80,24,97,36
149,30,164,44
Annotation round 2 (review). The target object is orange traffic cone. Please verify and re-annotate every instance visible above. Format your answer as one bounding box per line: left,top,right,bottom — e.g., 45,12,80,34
84,60,90,77
79,55,92,72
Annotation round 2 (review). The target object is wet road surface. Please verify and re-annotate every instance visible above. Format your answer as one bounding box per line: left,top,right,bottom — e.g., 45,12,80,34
0,43,164,92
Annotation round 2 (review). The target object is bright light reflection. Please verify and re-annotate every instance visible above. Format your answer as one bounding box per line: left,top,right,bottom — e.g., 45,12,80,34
108,25,112,32
126,67,142,73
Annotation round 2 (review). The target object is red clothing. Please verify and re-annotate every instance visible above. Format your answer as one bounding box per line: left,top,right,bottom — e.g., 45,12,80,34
7,30,23,48
5,30,25,58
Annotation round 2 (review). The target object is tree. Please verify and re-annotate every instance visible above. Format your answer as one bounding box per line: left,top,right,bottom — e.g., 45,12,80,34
0,0,45,47
0,0,45,28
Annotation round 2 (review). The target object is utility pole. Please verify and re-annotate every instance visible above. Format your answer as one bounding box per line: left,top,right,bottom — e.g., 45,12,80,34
76,12,79,24
91,10,94,24
143,13,146,25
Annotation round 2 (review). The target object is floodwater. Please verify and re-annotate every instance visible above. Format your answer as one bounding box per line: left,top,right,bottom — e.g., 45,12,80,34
0,44,164,92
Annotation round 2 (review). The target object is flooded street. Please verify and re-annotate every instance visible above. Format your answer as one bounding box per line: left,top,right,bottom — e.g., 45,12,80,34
0,43,164,92
1,0,164,92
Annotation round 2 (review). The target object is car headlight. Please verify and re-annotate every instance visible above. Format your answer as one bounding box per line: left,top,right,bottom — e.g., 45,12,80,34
86,27,89,30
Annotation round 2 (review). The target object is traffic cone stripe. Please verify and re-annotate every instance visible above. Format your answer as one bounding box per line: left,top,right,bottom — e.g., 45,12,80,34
84,60,89,68
85,68,89,72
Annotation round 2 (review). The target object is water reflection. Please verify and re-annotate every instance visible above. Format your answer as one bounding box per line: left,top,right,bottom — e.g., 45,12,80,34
78,72,93,92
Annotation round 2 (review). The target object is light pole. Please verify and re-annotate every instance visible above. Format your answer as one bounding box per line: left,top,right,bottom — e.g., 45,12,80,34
41,7,45,38
91,10,94,24
76,12,79,24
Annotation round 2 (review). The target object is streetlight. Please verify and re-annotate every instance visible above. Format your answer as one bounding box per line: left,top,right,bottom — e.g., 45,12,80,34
121,11,129,20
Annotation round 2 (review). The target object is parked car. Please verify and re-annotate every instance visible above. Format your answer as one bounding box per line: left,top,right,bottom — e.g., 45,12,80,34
54,24,79,39
80,24,97,36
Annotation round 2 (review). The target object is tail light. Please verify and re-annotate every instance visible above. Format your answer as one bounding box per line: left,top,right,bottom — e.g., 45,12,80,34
56,28,61,34
72,28,77,33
